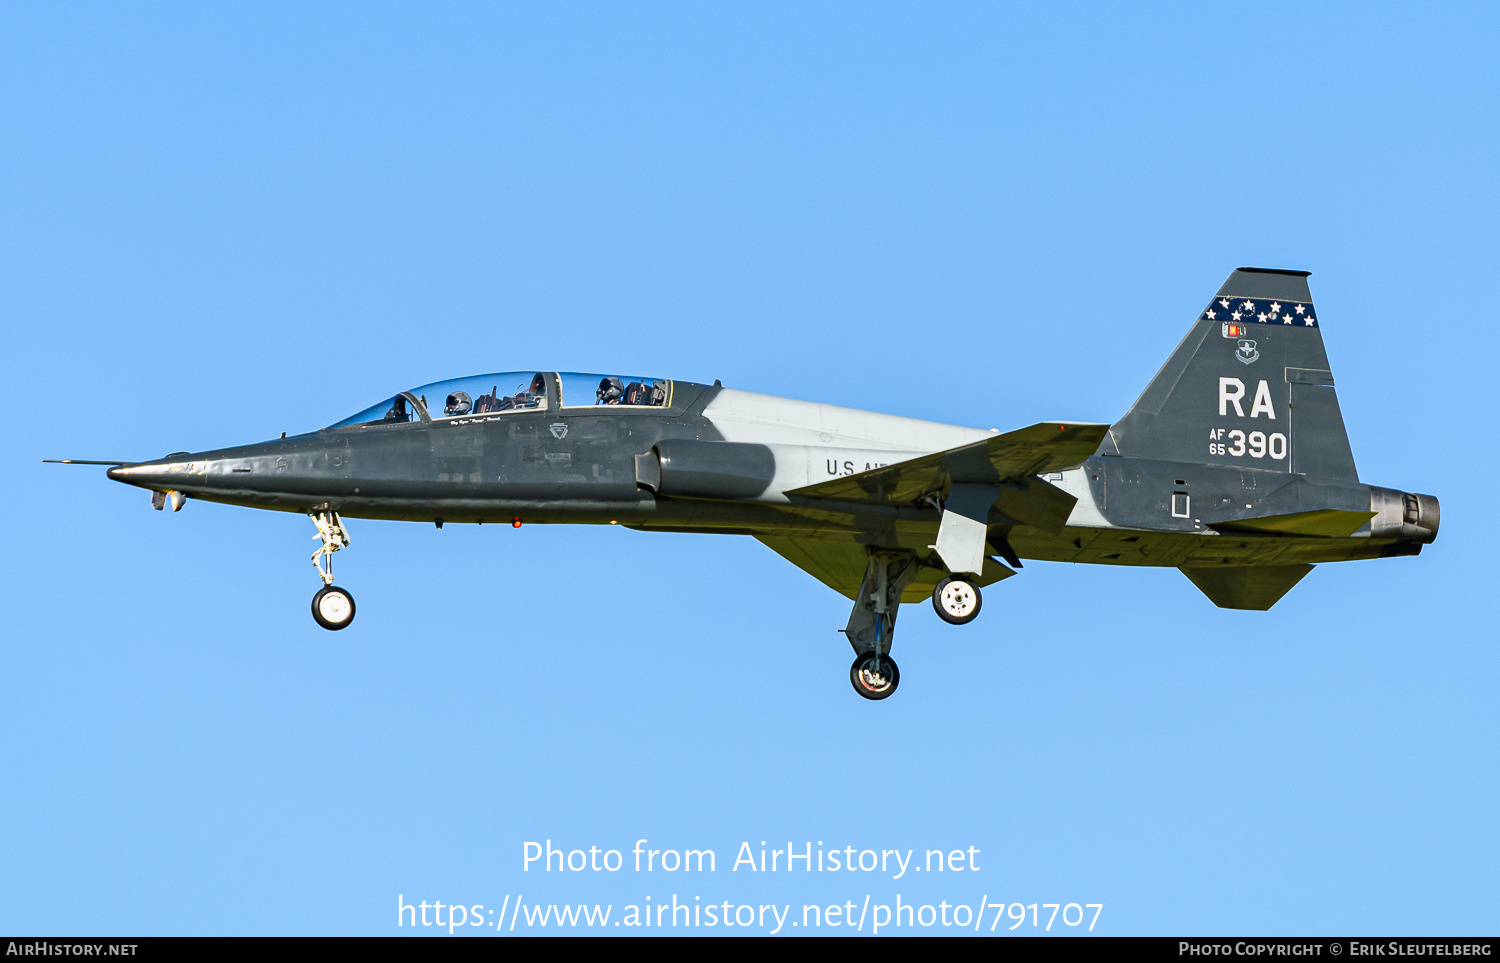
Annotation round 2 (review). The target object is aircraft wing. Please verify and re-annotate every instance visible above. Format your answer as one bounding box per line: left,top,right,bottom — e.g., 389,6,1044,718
785,422,1108,504
783,421,1109,533
755,535,1016,602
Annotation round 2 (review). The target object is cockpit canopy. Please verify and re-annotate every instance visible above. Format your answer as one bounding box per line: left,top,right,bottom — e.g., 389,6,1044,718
557,372,667,408
327,371,671,430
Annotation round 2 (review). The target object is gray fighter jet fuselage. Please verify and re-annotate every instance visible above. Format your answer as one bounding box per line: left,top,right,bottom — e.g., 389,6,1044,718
69,269,1439,699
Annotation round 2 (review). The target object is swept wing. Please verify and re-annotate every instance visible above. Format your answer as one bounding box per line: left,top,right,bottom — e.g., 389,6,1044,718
785,421,1108,534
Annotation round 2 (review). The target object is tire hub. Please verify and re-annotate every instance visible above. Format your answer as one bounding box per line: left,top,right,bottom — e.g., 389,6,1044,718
319,592,352,624
850,653,900,700
939,582,977,617
858,662,893,693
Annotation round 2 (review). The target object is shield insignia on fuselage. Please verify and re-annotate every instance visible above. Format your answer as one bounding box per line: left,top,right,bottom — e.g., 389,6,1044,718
1236,339,1259,365
549,423,569,439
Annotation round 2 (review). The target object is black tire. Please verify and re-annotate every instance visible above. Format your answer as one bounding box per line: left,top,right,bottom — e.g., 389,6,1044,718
932,575,982,625
849,652,900,700
312,585,356,631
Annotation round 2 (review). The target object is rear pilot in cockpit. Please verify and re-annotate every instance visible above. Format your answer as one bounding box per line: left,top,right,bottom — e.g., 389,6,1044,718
597,377,624,405
444,391,472,416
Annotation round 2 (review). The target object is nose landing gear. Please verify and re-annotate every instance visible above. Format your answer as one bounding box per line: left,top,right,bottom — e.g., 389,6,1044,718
312,584,356,630
309,509,355,630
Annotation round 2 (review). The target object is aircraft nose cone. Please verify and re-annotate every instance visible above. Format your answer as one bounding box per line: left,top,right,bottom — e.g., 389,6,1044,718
107,461,176,490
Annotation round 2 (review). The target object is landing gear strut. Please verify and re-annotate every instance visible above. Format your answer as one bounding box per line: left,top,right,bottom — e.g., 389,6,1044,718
845,549,916,700
309,509,355,630
932,575,982,624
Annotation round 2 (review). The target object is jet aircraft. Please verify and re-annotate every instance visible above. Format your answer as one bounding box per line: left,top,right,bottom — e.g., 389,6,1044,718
52,269,1439,699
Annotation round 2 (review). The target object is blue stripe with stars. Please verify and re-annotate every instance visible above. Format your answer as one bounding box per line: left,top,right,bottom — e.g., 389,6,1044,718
1201,297,1318,328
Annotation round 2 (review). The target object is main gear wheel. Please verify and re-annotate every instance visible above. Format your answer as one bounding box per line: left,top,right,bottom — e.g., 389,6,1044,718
932,575,981,625
850,652,900,700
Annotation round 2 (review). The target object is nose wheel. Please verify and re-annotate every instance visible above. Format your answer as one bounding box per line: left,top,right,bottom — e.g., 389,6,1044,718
308,508,355,630
850,652,900,700
312,585,356,630
932,575,981,624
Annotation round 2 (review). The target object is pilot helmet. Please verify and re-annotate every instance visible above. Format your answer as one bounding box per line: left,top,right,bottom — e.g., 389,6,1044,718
597,377,624,404
445,391,473,416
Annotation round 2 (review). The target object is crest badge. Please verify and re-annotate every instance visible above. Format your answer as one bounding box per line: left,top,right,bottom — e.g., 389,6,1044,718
549,423,569,440
1235,339,1259,365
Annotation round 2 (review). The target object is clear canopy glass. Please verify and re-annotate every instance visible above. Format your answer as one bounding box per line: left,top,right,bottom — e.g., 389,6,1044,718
558,372,667,408
413,372,546,419
326,372,545,429
326,394,421,429
327,370,670,429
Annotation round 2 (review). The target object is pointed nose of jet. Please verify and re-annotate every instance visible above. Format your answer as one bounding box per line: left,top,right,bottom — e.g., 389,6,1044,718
108,463,158,488
107,458,193,491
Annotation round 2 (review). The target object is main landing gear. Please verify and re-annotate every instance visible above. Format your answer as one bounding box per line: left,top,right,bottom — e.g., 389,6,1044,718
309,508,355,630
932,575,982,625
841,548,994,699
845,550,917,700
850,652,900,700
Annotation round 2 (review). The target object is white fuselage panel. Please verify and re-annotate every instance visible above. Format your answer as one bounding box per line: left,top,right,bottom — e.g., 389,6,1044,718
703,389,1112,528
703,388,992,451
1050,468,1114,529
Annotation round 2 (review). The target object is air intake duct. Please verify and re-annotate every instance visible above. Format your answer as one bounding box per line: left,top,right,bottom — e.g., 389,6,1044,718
634,440,776,500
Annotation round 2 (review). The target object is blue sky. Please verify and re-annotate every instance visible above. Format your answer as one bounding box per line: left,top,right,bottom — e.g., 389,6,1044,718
2,2,1495,936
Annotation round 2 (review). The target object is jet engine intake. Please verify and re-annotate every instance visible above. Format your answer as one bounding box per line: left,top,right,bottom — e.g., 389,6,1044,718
635,440,776,500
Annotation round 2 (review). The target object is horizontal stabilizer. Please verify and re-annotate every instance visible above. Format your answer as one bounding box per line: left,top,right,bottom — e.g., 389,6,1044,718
786,422,1108,504
1210,509,1376,538
1180,564,1314,610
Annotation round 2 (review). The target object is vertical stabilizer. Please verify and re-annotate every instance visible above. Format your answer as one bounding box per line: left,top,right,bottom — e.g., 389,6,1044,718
1108,268,1359,481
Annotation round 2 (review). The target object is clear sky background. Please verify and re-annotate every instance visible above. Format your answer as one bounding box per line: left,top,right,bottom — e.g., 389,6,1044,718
2,2,1496,936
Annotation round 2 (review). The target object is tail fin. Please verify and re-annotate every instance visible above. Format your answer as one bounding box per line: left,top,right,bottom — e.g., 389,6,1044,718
1107,268,1359,481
